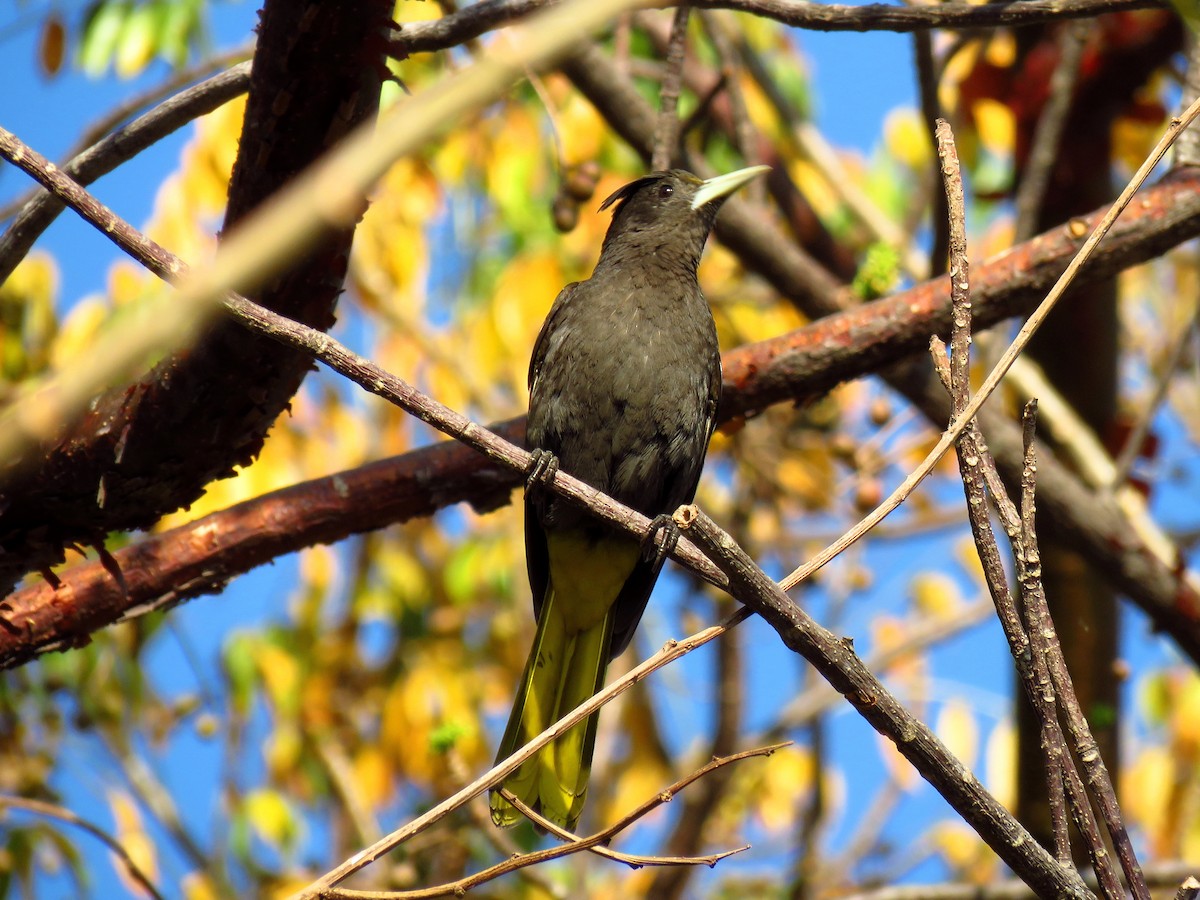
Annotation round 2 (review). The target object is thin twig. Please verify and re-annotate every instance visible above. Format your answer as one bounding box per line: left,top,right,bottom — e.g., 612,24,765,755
318,740,771,900
1014,404,1072,865
676,505,1092,899
932,118,1078,875
393,0,1164,53
1013,23,1089,242
697,10,757,165
0,795,167,900
1012,406,1142,899
1109,303,1199,488
933,118,1139,899
0,61,252,283
915,33,948,276
652,4,692,171
1014,409,1150,897
290,607,751,898
1175,27,1200,168
502,743,777,861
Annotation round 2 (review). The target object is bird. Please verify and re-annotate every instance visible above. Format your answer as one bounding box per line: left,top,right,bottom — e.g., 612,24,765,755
489,165,769,832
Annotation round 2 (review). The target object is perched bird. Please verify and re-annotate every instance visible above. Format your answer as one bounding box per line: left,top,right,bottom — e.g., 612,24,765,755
490,166,769,831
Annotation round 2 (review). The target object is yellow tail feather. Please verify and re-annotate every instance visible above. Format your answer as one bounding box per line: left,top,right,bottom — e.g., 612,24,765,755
490,534,639,831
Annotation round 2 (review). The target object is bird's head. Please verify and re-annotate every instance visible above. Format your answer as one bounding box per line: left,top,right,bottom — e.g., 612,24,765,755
595,166,769,271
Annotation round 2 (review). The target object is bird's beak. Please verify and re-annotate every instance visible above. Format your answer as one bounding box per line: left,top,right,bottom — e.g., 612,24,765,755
691,165,771,210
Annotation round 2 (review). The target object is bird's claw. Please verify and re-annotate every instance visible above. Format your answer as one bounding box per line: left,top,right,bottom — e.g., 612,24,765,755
642,514,680,571
526,449,560,494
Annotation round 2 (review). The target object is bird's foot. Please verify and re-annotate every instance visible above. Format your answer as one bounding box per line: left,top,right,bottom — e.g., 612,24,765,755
525,448,560,495
642,514,680,572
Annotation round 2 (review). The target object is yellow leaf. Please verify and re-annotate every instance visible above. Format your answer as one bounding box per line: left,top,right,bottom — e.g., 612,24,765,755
256,643,300,715
114,4,157,78
352,746,395,810
932,820,977,868
954,536,986,586
938,40,982,113
877,732,920,792
244,788,300,852
786,157,839,222
884,108,932,170
756,746,815,832
970,98,1015,157
381,643,486,787
301,671,334,732
50,296,109,370
983,717,1015,810
556,82,609,165
1122,745,1174,853
871,615,925,687
1170,670,1200,752
774,451,836,509
182,872,219,900
300,544,338,597
909,571,962,618
265,725,303,780
930,821,995,882
983,31,1017,67
0,250,58,307
107,789,159,892
935,699,979,768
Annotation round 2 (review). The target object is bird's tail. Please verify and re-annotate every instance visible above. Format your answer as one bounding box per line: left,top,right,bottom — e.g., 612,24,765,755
489,587,613,831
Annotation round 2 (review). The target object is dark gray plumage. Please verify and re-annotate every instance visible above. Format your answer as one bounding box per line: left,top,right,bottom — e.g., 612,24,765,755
491,166,768,831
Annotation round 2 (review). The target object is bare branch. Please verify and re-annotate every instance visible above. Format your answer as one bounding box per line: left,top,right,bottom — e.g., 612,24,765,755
0,63,252,281
393,0,1165,53
675,505,1092,899
1013,23,1089,242
315,740,773,900
652,4,692,171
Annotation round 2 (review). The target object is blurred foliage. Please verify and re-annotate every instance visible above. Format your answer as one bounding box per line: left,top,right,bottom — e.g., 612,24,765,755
1,1,1197,898
78,0,208,77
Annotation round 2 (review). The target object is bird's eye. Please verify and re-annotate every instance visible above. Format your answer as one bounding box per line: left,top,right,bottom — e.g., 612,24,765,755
657,183,674,199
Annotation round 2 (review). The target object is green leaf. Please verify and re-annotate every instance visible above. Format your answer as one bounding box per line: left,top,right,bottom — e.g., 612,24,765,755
429,720,468,754
224,632,260,717
852,243,900,301
78,0,131,77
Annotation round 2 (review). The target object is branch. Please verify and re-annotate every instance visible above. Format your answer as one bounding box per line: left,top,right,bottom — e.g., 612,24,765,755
393,0,1165,52
561,39,1200,664
0,62,252,282
290,609,749,897
838,863,1200,899
8,118,1200,666
651,4,692,172
0,0,644,598
315,743,774,898
0,0,393,597
675,506,1092,900
1013,23,1089,243
931,118,1138,899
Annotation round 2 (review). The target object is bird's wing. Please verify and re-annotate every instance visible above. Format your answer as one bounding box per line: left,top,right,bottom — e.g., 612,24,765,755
528,281,580,393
